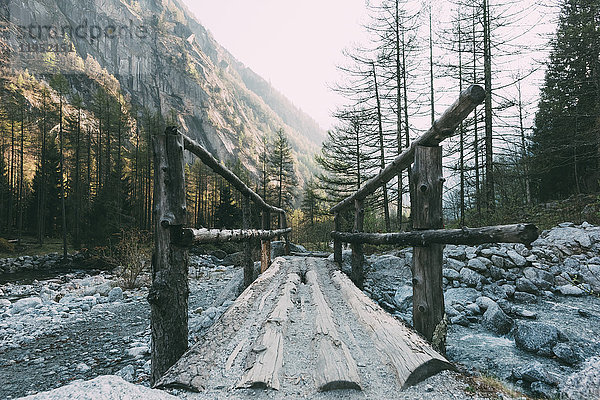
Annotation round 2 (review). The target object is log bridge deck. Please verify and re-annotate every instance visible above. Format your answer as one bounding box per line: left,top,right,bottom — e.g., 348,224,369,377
157,256,452,397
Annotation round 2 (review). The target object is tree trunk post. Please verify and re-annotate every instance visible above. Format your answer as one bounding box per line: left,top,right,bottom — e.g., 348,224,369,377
334,212,342,266
243,195,253,287
261,209,271,273
351,199,365,289
281,212,290,255
149,126,189,386
411,145,445,352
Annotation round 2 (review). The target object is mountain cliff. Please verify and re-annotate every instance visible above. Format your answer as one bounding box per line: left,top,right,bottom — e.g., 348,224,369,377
2,0,325,182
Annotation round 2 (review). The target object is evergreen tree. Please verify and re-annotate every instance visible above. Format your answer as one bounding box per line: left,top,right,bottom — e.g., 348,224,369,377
214,185,240,228
268,129,298,210
530,0,600,200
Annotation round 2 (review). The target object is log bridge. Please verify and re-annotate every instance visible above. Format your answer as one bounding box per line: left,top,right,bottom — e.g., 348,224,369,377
331,84,539,350
149,85,539,396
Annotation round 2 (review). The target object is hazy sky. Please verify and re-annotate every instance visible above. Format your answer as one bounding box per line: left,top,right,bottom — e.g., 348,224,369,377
183,0,368,130
182,1,555,133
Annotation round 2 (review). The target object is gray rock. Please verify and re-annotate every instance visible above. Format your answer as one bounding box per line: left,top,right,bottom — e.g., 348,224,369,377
271,241,307,258
481,304,513,335
108,287,123,302
558,284,585,296
560,356,600,400
450,314,469,326
445,258,465,271
512,362,558,385
514,322,561,354
513,291,538,304
475,296,496,310
530,381,558,399
445,287,481,306
465,303,481,315
483,283,508,301
490,255,505,268
501,284,516,297
11,297,42,313
507,250,527,267
445,247,466,260
552,343,581,365
459,267,484,287
488,265,505,280
467,258,488,272
371,255,405,271
393,286,413,312
442,268,460,280
516,278,539,294
580,264,600,291
76,362,91,373
17,375,178,399
220,251,244,266
117,365,135,382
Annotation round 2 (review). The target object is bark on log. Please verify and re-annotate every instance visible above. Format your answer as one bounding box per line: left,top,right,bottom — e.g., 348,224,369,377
334,212,342,266
183,134,284,215
179,228,291,246
237,273,300,390
332,270,453,388
330,223,539,246
411,146,444,348
306,270,361,391
149,127,189,385
261,210,272,273
351,199,365,289
331,85,485,213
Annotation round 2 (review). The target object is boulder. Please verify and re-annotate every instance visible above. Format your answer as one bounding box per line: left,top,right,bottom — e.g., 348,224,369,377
516,278,539,294
459,267,484,287
220,251,244,266
512,362,558,385
530,381,558,399
481,304,513,335
514,322,561,354
579,264,600,292
552,343,582,365
445,287,481,306
16,375,177,399
108,287,123,303
513,291,538,304
560,357,600,400
490,255,505,268
467,258,488,272
507,250,527,267
558,284,585,296
393,286,412,312
545,227,592,249
475,296,496,310
11,297,42,314
445,258,465,271
442,268,460,280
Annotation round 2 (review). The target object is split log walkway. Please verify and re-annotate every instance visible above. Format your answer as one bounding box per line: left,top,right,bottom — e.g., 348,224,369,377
156,256,452,397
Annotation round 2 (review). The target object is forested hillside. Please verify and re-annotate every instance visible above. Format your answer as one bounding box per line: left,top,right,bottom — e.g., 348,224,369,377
0,0,324,247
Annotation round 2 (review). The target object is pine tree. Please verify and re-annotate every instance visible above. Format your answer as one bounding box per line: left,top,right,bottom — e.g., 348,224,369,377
530,0,600,200
268,128,298,211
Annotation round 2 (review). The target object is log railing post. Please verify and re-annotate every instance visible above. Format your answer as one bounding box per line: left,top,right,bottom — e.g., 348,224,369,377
334,212,342,266
411,145,445,352
261,209,271,273
243,195,253,287
149,126,189,385
281,212,291,255
351,199,365,289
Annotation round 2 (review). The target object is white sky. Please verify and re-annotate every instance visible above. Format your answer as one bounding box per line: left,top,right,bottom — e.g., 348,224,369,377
182,1,557,133
183,0,368,131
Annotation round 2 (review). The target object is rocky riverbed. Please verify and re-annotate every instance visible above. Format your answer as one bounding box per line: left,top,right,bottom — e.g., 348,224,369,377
2,225,600,399
341,222,600,399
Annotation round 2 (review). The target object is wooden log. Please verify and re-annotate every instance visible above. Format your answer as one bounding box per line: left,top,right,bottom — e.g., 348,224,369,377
333,212,342,266
149,127,189,385
242,195,253,287
306,270,361,391
179,228,292,246
332,270,453,388
411,146,445,350
237,273,300,390
182,134,284,215
290,251,331,258
331,85,485,213
281,212,290,256
261,210,272,273
330,223,539,246
351,199,365,289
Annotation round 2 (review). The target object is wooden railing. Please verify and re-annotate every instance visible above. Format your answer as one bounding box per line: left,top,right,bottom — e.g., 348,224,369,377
149,126,291,385
330,85,539,350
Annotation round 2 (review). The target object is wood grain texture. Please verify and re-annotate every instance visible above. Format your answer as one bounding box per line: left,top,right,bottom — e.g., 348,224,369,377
330,224,539,246
237,273,300,390
306,270,361,391
332,270,453,388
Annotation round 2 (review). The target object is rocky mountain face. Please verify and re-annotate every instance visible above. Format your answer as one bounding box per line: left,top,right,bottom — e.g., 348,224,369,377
4,0,324,181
